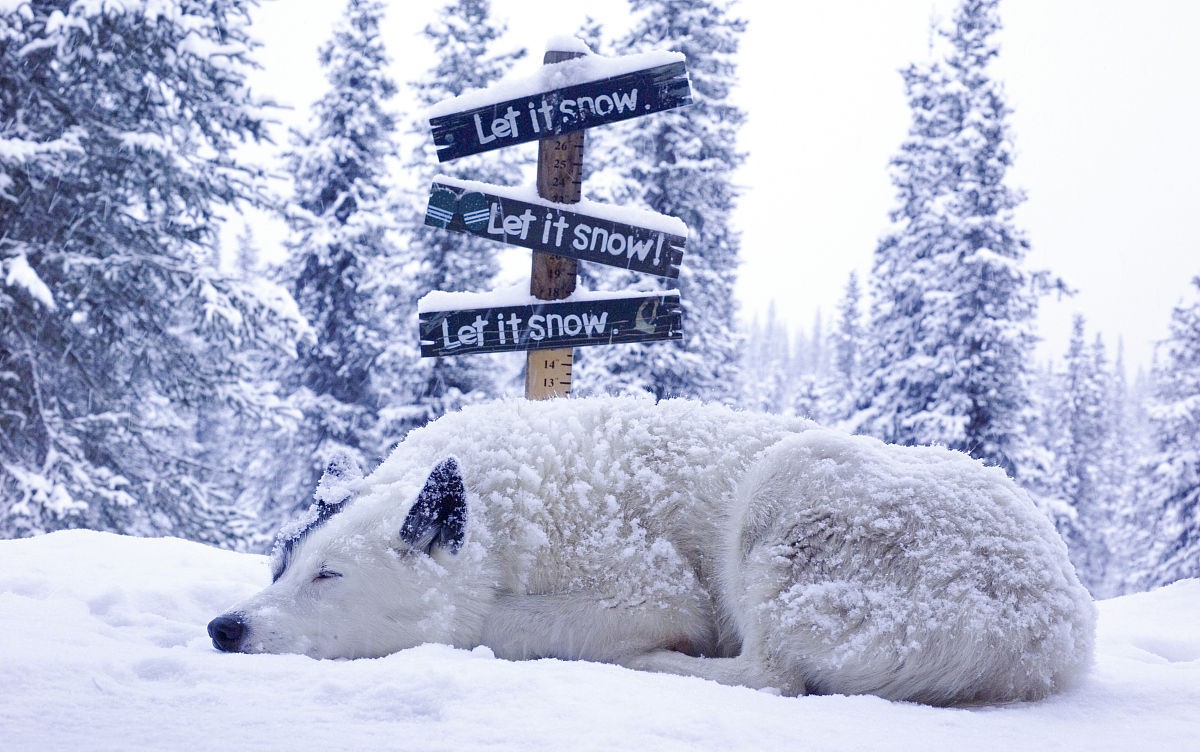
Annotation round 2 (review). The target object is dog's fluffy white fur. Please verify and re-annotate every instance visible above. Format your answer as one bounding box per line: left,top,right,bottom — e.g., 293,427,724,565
211,397,1095,705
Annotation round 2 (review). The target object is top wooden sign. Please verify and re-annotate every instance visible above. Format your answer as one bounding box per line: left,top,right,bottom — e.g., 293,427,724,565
429,60,692,162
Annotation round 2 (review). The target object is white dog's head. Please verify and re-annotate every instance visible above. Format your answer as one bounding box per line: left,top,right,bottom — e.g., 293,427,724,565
208,456,483,659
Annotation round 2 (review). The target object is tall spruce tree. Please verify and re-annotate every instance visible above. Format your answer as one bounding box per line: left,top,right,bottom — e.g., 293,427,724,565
857,0,1041,480
1103,341,1149,595
0,0,300,545
379,0,523,436
1136,277,1200,588
234,221,261,278
936,0,1040,476
738,304,793,415
1089,333,1128,596
854,58,959,445
281,0,400,519
1020,360,1076,529
827,272,865,425
577,0,746,402
1053,316,1117,595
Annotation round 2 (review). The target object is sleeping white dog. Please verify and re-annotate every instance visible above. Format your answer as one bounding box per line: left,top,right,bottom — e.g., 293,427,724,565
209,397,1094,706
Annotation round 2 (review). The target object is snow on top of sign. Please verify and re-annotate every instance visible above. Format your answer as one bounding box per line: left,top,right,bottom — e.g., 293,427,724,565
544,35,595,55
417,282,680,314
426,49,686,119
432,175,689,238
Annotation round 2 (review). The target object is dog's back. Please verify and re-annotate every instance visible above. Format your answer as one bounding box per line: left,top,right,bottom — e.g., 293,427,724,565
725,429,1095,704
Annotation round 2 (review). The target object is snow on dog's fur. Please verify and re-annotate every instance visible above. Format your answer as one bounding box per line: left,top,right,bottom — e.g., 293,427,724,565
208,397,1095,705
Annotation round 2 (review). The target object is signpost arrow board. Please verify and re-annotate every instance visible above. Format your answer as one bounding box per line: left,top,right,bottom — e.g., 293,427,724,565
429,59,691,162
419,294,682,358
425,180,686,279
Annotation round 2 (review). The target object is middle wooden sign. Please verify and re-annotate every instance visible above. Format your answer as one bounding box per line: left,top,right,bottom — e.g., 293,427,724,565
425,177,686,279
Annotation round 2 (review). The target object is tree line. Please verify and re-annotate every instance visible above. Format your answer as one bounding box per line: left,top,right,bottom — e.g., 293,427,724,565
2,0,1195,597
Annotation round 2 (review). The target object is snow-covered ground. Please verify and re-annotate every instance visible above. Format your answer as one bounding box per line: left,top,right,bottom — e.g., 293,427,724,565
2,530,1197,751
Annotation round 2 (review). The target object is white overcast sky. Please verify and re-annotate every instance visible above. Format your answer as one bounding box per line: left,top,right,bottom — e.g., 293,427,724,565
244,0,1200,374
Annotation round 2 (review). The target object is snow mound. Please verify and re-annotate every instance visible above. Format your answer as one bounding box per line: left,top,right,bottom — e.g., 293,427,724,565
1,530,1197,751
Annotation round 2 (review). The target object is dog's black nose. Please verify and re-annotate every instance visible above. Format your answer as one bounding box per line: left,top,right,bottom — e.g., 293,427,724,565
208,614,247,652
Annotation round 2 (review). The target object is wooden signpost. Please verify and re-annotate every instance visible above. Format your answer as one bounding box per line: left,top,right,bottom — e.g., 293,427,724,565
420,46,692,400
525,48,588,399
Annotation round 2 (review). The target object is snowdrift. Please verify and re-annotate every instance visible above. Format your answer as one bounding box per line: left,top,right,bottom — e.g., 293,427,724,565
1,530,1197,751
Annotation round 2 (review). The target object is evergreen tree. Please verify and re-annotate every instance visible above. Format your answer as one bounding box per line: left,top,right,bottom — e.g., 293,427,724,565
806,310,829,378
234,221,260,278
854,58,959,445
280,0,401,520
1137,277,1200,588
857,0,1042,480
1053,316,1116,594
578,0,746,402
0,0,299,545
936,0,1040,476
738,304,792,414
575,16,607,60
1091,334,1133,596
790,375,826,423
1019,360,1076,529
827,272,864,425
1105,343,1153,595
379,0,523,435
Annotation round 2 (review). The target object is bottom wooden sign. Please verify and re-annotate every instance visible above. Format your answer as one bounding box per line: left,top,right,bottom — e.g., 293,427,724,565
419,294,682,358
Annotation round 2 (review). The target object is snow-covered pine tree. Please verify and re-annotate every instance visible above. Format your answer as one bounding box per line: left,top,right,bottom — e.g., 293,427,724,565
1136,277,1200,588
827,271,865,426
578,0,746,402
280,0,401,520
854,57,959,445
1090,333,1131,597
0,0,302,545
1052,315,1117,595
738,303,793,415
1018,359,1076,530
858,0,1042,481
1103,341,1152,595
234,221,260,278
935,0,1040,477
378,0,523,436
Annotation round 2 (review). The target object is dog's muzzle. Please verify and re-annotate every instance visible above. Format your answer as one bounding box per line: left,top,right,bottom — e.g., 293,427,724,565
208,613,248,652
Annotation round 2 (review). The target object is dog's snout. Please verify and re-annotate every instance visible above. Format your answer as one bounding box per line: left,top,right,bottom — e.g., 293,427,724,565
208,613,247,652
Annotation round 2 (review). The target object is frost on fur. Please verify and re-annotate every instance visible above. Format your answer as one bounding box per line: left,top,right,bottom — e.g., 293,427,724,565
269,454,362,582
211,397,1095,705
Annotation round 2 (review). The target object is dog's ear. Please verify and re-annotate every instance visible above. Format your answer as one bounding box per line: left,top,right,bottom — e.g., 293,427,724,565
400,457,466,555
271,453,361,583
315,453,363,507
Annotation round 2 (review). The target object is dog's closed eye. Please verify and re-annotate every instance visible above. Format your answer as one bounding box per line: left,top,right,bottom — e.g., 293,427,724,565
313,567,343,582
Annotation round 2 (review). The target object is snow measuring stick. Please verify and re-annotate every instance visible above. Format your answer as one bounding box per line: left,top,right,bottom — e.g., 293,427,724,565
526,49,586,399
419,44,692,397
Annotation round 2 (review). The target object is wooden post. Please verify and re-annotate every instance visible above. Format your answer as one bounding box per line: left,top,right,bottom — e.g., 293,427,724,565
525,49,586,400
